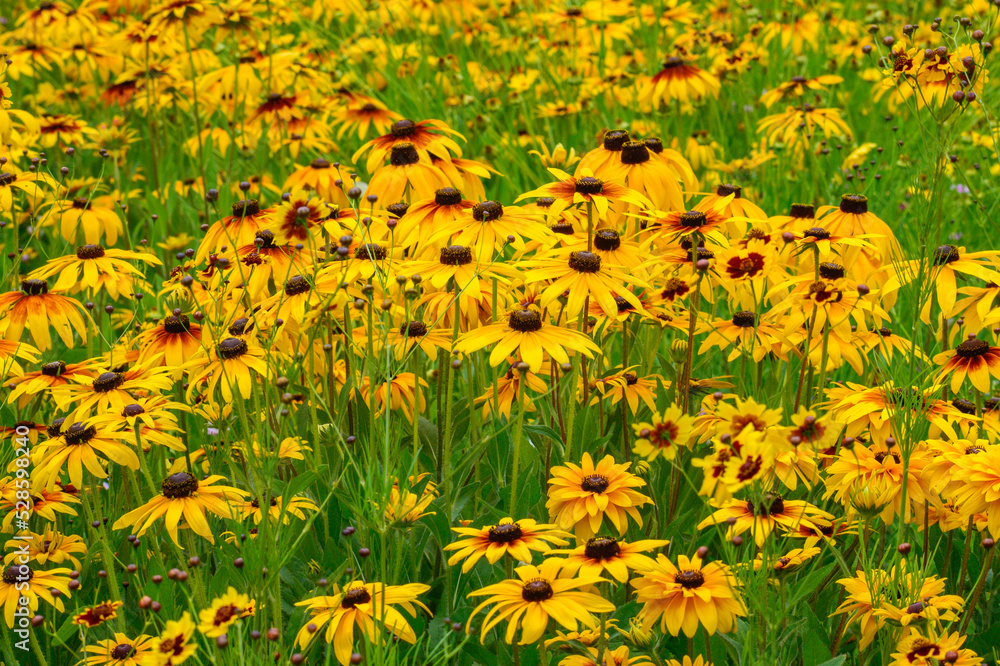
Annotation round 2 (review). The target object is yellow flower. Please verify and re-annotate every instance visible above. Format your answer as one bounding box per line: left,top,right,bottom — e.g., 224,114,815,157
546,453,653,540
467,558,614,645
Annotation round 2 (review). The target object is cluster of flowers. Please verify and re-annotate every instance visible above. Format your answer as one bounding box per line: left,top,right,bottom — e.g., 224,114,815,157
1,0,999,665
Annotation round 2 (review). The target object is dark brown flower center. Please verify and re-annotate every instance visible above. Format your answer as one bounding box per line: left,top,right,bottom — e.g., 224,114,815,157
218,337,250,359
748,492,785,516
123,404,146,417
161,472,199,498
952,398,976,415
536,197,556,208
508,309,543,332
64,422,97,445
602,130,630,151
552,221,574,234
804,227,830,240
593,229,621,251
47,417,65,439
575,177,604,195
584,536,621,560
386,202,409,218
20,279,49,295
41,360,66,377
790,203,815,219
355,244,387,261
620,140,651,165
2,565,32,584
229,317,252,336
644,137,664,153
933,244,960,265
818,262,845,280
674,569,705,588
679,211,707,228
254,229,277,249
488,522,523,543
0,172,16,187
310,158,331,169
164,315,191,334
341,586,372,608
580,474,610,494
94,371,126,393
521,579,554,602
390,119,416,137
568,250,602,273
434,187,463,206
733,311,757,328
956,338,990,358
716,183,742,198
389,142,420,166
284,275,310,296
839,194,868,215
472,201,503,221
72,197,91,210
404,321,428,337
439,245,473,265
232,199,260,217
111,644,134,660
76,244,104,259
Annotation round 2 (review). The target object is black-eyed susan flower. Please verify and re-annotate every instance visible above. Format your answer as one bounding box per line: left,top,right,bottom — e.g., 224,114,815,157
185,335,273,401
631,552,745,637
455,306,599,372
546,453,652,540
0,563,73,628
29,244,158,299
197,587,255,637
933,337,1000,393
640,56,721,108
53,361,174,418
293,581,431,664
444,517,571,572
32,420,140,491
0,166,53,211
522,247,648,319
697,310,790,363
135,313,205,370
238,493,319,525
195,199,272,264
473,363,548,419
353,118,464,173
283,158,354,206
112,472,247,547
3,528,86,569
6,359,94,407
0,279,90,351
604,140,696,216
516,168,651,221
632,405,696,462
467,558,614,645
697,493,833,547
557,536,668,583
365,142,451,204
48,196,126,246
80,633,155,666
